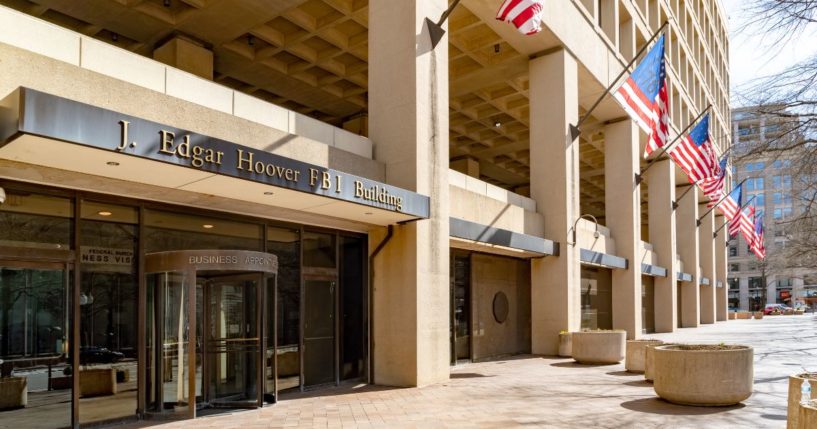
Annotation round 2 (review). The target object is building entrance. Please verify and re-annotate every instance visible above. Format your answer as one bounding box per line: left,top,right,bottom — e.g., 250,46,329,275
144,250,277,419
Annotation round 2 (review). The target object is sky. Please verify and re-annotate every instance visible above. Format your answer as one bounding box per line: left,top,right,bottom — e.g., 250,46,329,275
722,0,817,96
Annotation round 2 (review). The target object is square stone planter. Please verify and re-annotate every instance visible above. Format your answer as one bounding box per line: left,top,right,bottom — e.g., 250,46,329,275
787,373,817,429
571,331,626,364
753,312,763,320
736,312,752,320
80,368,117,397
558,332,572,357
798,403,817,429
0,376,27,410
625,339,663,373
728,312,737,320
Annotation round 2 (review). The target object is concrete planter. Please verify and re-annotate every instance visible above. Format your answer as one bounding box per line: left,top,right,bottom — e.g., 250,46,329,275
571,331,626,364
753,312,763,319
558,333,572,357
653,344,753,406
784,309,795,315
625,339,663,373
736,312,752,320
644,342,674,382
80,368,117,397
0,376,27,410
795,309,805,315
798,403,817,429
728,312,737,320
787,373,817,429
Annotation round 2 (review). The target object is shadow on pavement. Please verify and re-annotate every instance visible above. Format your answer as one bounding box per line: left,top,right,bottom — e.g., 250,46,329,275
622,380,653,388
450,372,494,379
620,397,745,415
550,361,618,368
760,413,788,421
606,370,640,377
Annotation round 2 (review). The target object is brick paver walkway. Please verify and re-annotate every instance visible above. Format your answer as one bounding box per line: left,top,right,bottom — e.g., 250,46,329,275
122,314,817,429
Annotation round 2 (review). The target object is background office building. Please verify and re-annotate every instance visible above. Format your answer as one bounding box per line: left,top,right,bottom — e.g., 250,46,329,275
0,0,730,427
727,106,817,311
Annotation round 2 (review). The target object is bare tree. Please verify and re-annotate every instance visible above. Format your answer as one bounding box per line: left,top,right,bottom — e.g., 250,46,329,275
735,1,817,273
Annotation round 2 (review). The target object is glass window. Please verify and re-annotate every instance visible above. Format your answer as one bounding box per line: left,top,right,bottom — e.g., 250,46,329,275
729,246,737,257
755,177,764,190
267,226,301,392
783,207,793,218
773,160,782,169
773,176,782,188
302,231,336,268
340,236,366,380
0,191,73,249
774,208,782,219
729,263,740,272
144,209,263,252
773,192,783,204
78,201,139,425
755,193,765,206
783,175,792,189
728,278,740,290
749,277,763,289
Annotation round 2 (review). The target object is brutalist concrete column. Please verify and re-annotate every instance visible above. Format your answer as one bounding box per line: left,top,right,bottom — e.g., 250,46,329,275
646,160,678,332
604,120,642,339
699,208,716,324
739,276,749,310
766,276,777,305
368,0,449,387
715,215,728,320
529,50,581,355
677,186,700,327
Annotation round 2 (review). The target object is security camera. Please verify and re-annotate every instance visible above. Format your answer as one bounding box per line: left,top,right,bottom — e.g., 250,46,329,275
0,187,5,205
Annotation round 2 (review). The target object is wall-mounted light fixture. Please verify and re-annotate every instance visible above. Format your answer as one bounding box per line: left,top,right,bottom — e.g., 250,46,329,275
568,214,600,246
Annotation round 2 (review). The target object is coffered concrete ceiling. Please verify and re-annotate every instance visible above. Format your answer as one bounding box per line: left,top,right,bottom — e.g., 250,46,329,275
1,0,630,220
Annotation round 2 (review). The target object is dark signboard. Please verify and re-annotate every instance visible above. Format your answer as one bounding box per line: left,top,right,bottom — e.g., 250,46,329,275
0,87,430,219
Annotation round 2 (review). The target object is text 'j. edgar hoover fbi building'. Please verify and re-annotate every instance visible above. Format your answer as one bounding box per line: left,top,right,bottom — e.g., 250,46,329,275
0,0,730,427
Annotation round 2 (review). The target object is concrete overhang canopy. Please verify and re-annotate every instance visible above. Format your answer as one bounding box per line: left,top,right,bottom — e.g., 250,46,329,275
677,272,694,282
641,263,668,277
580,248,627,269
449,217,558,258
0,87,428,227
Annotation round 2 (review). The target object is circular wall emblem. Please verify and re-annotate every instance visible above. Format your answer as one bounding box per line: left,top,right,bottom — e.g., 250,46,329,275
493,291,509,324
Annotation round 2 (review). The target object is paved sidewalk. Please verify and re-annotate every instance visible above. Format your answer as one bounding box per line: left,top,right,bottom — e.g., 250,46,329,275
122,314,817,429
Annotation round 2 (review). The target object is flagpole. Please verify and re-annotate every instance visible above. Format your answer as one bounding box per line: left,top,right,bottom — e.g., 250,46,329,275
696,177,751,226
713,195,756,238
635,104,712,185
569,20,669,141
426,0,462,49
672,180,703,210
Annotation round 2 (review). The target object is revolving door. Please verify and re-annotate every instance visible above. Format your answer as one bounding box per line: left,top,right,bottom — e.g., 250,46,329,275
144,250,278,419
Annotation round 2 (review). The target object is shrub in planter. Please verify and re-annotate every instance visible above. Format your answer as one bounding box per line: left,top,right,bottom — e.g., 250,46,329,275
653,344,753,406
787,372,817,429
626,339,663,373
558,331,572,357
80,368,117,397
0,376,27,410
571,330,626,364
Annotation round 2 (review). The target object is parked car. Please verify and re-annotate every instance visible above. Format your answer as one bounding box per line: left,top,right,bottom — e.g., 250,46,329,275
80,346,124,364
763,304,788,315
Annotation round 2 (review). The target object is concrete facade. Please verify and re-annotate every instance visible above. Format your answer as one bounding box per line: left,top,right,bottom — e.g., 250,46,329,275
0,0,732,425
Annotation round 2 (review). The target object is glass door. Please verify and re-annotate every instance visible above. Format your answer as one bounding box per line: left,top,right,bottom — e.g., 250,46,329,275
199,272,260,408
0,260,72,429
302,277,336,387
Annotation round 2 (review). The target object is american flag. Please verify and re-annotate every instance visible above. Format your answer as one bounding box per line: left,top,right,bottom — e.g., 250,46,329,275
701,155,728,207
496,0,546,35
750,215,766,259
728,205,756,246
717,185,742,221
612,34,669,158
669,113,718,184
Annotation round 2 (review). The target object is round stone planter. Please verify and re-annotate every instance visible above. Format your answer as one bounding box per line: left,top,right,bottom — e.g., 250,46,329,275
653,344,753,406
787,373,817,429
571,331,626,364
795,309,805,315
644,342,674,382
799,403,817,429
558,333,572,357
625,339,663,373
0,376,27,410
753,311,763,319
